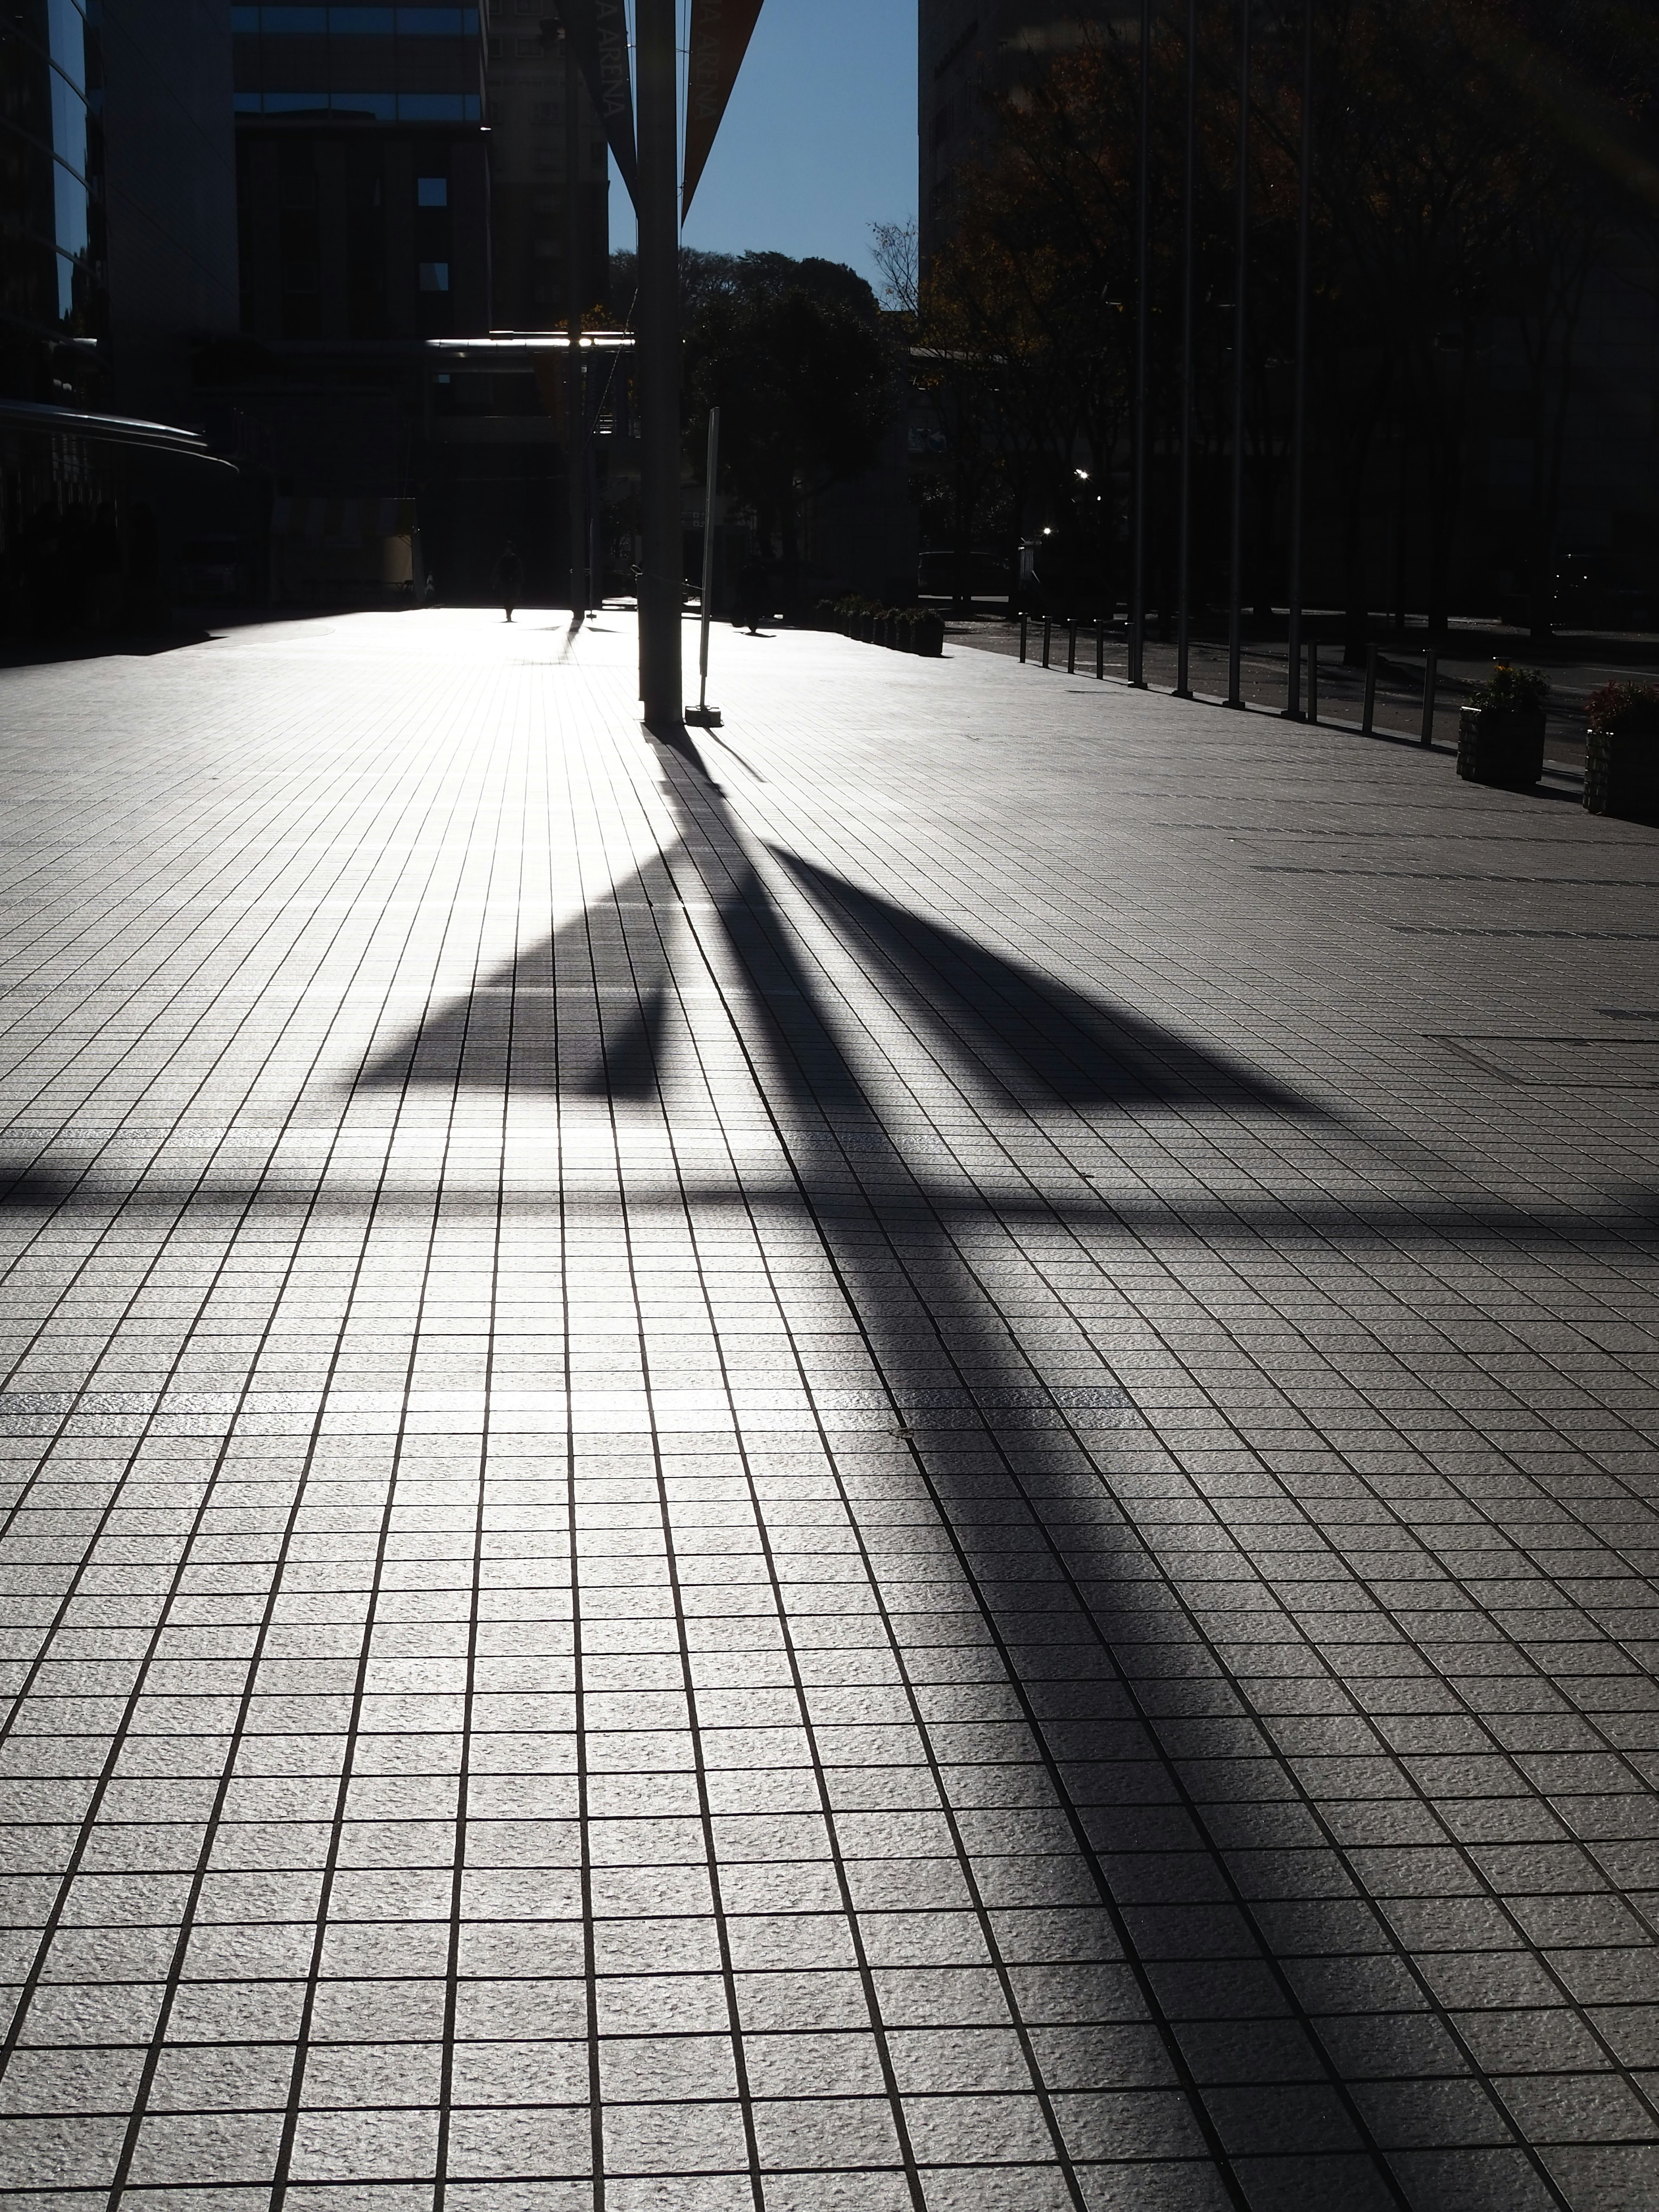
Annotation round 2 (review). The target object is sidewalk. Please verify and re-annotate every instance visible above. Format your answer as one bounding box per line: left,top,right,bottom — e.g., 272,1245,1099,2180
0,606,1655,2210
948,616,1631,777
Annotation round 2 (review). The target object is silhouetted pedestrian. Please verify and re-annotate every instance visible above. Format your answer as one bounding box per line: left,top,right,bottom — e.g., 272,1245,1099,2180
493,541,523,622
735,551,769,636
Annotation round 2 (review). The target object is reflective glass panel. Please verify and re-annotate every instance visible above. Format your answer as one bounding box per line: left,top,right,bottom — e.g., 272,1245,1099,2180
398,92,463,119
51,154,87,257
261,7,328,29
49,66,86,177
46,0,85,91
262,91,330,109
396,9,470,32
418,260,449,291
330,7,395,28
230,8,259,29
332,91,395,117
416,175,447,206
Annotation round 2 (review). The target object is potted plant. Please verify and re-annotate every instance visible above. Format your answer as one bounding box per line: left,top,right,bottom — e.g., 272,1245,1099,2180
1585,681,1659,824
1457,662,1549,789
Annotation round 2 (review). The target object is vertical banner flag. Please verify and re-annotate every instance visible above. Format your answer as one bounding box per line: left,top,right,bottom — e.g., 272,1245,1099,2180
555,0,638,210
683,0,765,216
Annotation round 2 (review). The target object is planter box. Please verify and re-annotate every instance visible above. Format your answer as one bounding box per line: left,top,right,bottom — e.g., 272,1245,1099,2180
1585,723,1659,824
913,614,944,658
1457,706,1545,790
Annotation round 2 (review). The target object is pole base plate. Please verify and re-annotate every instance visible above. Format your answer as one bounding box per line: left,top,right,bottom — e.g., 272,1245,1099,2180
685,707,723,727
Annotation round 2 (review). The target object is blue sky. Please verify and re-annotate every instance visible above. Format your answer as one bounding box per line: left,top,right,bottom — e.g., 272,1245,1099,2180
609,0,918,284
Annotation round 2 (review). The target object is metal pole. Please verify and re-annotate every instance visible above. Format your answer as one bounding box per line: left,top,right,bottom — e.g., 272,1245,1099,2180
1226,0,1250,709
1096,620,1104,680
1130,0,1151,687
1020,611,1029,662
1362,642,1377,733
1068,617,1077,674
1421,647,1438,745
1042,616,1052,668
695,407,720,720
1283,0,1313,717
564,25,585,619
1307,639,1317,724
1175,0,1197,699
636,0,681,725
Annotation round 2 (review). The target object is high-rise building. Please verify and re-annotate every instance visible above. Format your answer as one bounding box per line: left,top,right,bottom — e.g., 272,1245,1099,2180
214,3,618,605
231,3,491,340
486,8,609,332
1,0,238,409
919,3,1102,264
1,0,240,637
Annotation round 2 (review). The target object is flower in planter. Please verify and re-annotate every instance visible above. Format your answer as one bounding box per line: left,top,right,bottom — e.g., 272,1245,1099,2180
1585,680,1659,738
1584,680,1659,823
1458,662,1549,788
1469,661,1551,715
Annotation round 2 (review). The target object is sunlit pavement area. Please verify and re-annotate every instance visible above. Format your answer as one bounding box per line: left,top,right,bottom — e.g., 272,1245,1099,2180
0,604,1656,2212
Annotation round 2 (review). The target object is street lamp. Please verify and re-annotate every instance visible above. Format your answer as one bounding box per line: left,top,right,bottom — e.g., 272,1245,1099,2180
1226,0,1251,709
1174,0,1197,698
1282,0,1314,719
636,0,681,727
1129,0,1151,688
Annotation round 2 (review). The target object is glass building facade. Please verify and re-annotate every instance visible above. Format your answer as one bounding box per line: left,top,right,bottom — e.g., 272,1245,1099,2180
0,0,105,400
232,3,483,121
232,0,489,341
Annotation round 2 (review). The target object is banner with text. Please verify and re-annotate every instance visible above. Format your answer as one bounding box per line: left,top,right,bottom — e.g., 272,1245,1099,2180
683,0,764,216
556,0,637,210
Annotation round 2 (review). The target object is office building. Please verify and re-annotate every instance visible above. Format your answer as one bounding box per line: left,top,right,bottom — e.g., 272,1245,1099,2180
1,0,239,636
231,3,491,340
919,3,1101,264
486,8,609,332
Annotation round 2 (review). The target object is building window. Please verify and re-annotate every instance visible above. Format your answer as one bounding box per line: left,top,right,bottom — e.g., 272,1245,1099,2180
417,175,448,207
46,0,86,91
231,5,478,30
419,261,450,292
397,92,478,121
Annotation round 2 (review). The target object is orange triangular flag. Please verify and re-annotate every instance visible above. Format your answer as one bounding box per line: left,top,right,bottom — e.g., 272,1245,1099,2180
683,0,765,216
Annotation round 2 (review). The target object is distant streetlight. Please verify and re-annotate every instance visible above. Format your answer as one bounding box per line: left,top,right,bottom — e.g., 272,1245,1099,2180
1226,0,1251,709
563,21,585,619
636,0,680,725
1174,0,1197,698
1283,0,1314,719
1129,0,1151,687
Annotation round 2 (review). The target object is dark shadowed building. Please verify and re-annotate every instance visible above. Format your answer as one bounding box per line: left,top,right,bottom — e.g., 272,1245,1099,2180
0,0,239,639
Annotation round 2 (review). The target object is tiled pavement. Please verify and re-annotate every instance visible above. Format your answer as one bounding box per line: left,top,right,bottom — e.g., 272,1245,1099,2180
0,607,1656,2212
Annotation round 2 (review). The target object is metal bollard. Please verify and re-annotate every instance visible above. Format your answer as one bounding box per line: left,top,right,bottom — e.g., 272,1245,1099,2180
1420,648,1438,746
1042,617,1052,669
1019,612,1028,663
1067,619,1077,674
1307,641,1318,727
1095,623,1104,680
1362,645,1378,734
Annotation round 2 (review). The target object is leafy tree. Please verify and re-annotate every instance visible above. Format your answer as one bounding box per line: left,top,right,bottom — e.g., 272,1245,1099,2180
681,259,896,586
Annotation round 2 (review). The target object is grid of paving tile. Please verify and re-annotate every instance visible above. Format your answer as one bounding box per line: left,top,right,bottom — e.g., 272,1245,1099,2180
0,608,1655,2212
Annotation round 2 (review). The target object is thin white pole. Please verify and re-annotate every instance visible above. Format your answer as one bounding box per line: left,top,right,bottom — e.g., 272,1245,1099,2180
698,406,720,717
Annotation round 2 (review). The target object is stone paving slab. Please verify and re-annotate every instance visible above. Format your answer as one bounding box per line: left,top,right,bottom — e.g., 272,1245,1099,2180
0,607,1654,2210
